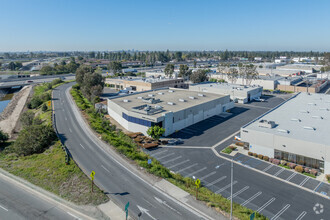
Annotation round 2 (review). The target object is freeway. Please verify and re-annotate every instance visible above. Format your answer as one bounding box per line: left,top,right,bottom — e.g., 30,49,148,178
53,82,216,220
0,172,87,220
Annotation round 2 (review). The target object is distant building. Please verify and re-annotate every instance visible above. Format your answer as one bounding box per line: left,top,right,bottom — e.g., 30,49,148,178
241,92,330,174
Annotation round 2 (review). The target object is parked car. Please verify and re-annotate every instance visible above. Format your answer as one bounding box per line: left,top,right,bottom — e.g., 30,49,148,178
167,138,184,145
254,97,265,102
234,135,241,141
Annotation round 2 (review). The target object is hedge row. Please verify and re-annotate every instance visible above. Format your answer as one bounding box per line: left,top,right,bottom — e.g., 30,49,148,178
71,86,268,220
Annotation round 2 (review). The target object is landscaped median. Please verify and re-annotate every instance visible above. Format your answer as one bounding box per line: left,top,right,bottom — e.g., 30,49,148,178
70,84,268,220
0,79,108,206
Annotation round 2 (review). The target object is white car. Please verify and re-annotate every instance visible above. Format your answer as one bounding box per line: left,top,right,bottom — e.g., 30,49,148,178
254,97,265,102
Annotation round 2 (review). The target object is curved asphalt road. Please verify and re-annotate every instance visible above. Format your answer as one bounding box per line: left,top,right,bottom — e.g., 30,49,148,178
53,82,210,220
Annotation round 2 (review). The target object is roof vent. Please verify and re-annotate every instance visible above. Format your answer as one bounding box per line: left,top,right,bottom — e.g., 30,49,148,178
123,99,130,103
312,116,323,119
158,92,164,95
198,93,205,97
137,96,143,99
319,108,329,111
277,129,290,134
179,99,186,102
303,126,316,131
307,103,316,106
258,119,276,128
300,110,309,113
167,102,175,105
155,105,163,110
189,96,196,99
148,94,154,97
291,118,301,122
168,90,174,93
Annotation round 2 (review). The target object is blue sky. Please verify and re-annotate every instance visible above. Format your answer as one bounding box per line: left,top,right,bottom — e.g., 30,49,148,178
0,0,329,52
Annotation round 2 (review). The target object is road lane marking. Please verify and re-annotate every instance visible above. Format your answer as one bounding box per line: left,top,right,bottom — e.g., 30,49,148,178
286,172,297,181
200,171,216,181
79,144,85,149
228,186,249,200
162,156,182,165
168,160,190,169
176,163,198,173
241,191,262,206
206,176,227,187
101,165,110,173
143,198,156,208
270,204,290,220
186,167,207,177
313,182,323,192
274,168,284,177
67,212,81,219
296,211,307,220
69,128,72,133
65,117,67,121
215,181,237,193
157,152,175,160
262,164,273,172
150,149,168,157
0,205,8,211
299,177,310,187
256,197,275,213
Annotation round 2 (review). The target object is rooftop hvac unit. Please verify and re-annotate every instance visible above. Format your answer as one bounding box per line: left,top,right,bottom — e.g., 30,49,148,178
148,94,154,97
319,108,329,111
277,129,289,134
137,96,143,99
167,102,175,105
158,92,164,95
123,99,130,103
312,116,323,119
198,93,205,97
299,110,309,113
307,103,316,106
168,90,174,93
303,126,316,131
258,119,276,128
144,105,151,111
291,118,301,122
155,105,163,110
179,99,186,102
189,96,196,99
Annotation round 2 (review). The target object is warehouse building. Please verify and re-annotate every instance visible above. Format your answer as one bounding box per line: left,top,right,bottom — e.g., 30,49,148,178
241,92,330,174
108,88,233,136
105,77,186,92
189,82,262,104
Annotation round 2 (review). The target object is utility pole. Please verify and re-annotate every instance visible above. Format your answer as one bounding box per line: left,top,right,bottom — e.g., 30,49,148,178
230,159,233,220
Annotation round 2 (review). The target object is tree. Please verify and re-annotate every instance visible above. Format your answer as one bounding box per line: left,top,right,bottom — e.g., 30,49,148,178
76,65,94,85
42,104,48,112
20,111,35,127
164,64,175,78
227,68,239,84
0,129,8,143
193,60,197,68
175,51,183,61
190,69,209,83
108,61,122,74
40,65,54,75
221,49,229,61
179,64,189,77
147,126,165,140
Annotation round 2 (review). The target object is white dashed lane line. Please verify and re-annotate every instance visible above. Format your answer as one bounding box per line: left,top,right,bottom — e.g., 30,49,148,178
0,205,8,211
79,144,85,149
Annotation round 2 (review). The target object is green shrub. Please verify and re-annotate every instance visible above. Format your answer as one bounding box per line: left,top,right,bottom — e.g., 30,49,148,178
30,96,43,109
253,153,258,157
222,147,233,154
42,104,48,112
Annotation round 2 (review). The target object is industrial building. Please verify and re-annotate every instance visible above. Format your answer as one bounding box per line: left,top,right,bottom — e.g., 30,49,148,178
189,82,262,104
241,92,330,174
277,77,328,93
105,77,186,92
107,88,233,136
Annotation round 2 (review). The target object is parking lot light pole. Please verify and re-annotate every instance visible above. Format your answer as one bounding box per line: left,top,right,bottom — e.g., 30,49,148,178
230,159,233,220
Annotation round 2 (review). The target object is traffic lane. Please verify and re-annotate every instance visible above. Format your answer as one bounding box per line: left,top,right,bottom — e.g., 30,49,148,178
54,85,202,220
148,147,330,220
0,176,75,220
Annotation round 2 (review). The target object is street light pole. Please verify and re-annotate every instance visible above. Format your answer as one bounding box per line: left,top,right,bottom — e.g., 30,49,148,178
230,159,233,220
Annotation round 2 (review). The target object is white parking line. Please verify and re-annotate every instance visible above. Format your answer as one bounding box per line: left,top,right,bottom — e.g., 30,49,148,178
206,176,227,187
162,156,182,165
200,171,216,181
299,177,310,187
150,149,168,157
157,152,175,160
296,211,307,220
228,186,249,200
241,191,262,206
168,160,190,169
186,167,207,177
263,164,273,172
176,163,198,173
256,197,275,213
270,204,290,220
79,144,85,149
216,181,237,193
69,128,72,133
101,165,110,173
274,168,284,177
313,182,323,191
286,172,297,181
0,205,8,211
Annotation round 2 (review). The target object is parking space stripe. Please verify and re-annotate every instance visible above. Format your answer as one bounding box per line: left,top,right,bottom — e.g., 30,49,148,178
286,172,297,181
313,182,323,192
150,149,168,157
227,186,249,200
256,198,275,213
200,171,216,181
241,191,262,206
176,163,198,173
157,152,175,160
216,181,238,193
234,154,245,161
296,211,307,220
299,177,310,187
274,168,284,177
167,159,190,169
262,164,273,172
187,167,207,177
162,156,182,164
206,176,227,187
270,204,290,220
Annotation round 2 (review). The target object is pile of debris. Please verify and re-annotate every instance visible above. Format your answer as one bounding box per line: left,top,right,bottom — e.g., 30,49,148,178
127,132,168,149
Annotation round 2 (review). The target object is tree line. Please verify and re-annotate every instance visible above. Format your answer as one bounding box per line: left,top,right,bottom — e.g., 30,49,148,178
40,57,79,75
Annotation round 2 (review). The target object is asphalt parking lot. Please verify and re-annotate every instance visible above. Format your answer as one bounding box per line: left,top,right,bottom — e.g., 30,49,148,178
145,147,330,220
170,95,291,148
